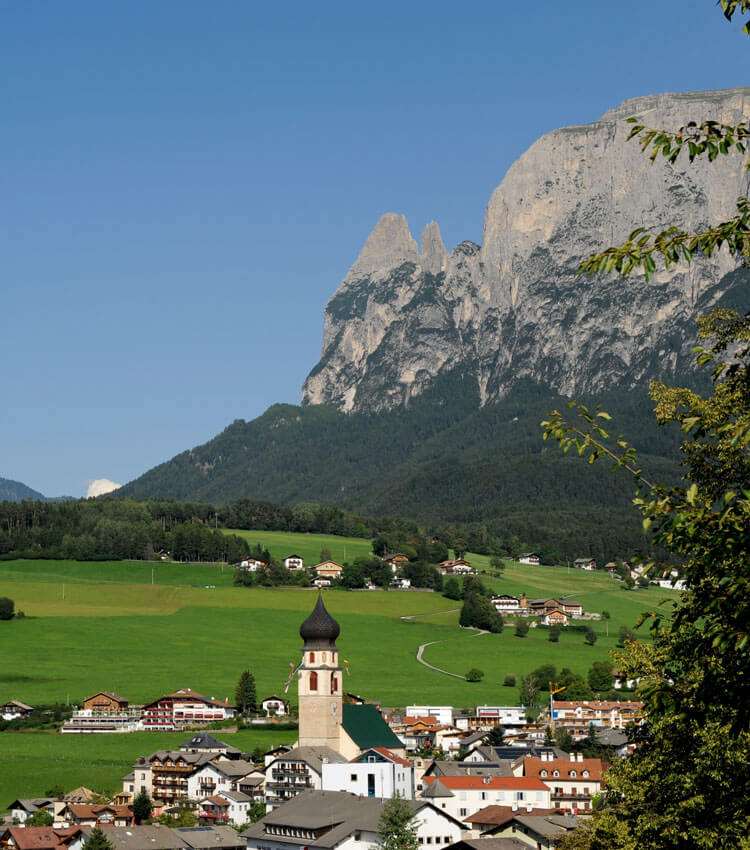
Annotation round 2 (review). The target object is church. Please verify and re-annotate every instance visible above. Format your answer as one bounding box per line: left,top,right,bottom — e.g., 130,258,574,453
295,592,405,759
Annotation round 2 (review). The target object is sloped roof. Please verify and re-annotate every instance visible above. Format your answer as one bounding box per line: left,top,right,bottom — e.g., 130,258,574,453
342,704,403,750
0,827,82,850
79,825,189,850
423,779,454,798
267,746,345,773
175,826,245,850
524,756,603,781
464,805,557,826
180,733,233,751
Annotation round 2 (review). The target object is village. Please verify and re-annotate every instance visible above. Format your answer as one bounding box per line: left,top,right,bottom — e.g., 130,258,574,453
2,594,646,850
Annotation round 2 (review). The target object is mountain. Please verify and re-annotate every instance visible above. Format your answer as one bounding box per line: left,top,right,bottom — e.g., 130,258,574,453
303,88,750,412
120,88,750,556
0,477,46,503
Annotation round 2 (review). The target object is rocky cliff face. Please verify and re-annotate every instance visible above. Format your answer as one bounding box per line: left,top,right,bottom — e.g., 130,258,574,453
302,88,750,412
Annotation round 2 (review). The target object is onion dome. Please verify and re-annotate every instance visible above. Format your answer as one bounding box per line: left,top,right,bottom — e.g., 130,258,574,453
300,592,340,648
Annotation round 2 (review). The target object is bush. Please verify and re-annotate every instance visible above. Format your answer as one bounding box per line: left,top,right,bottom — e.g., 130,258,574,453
466,668,484,682
548,625,561,642
503,673,516,687
584,626,598,646
0,597,14,620
514,620,530,638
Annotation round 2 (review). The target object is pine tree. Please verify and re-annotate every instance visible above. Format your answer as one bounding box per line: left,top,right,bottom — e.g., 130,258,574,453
235,670,257,714
84,827,115,850
133,788,153,825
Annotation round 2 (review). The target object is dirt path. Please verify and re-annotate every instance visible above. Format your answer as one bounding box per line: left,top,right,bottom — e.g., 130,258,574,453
415,627,488,680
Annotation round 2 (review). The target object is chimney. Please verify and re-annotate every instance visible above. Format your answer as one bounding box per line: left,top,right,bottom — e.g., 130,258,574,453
511,804,518,812
577,753,583,762
569,753,575,762
520,595,527,609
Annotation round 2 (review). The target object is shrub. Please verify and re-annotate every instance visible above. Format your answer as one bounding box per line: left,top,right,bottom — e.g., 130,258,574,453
514,620,530,638
503,673,516,687
0,597,14,620
466,668,484,682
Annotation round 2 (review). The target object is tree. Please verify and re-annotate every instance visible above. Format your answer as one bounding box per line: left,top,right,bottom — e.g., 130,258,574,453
443,576,461,600
514,620,529,638
617,625,635,646
133,788,153,825
83,827,115,850
27,810,53,827
235,670,257,714
0,597,14,620
489,555,504,575
485,725,505,746
548,625,561,642
583,626,597,646
465,667,484,682
555,727,574,753
320,545,332,562
377,795,419,850
546,11,750,841
519,673,539,707
503,673,516,687
530,664,556,690
587,661,614,694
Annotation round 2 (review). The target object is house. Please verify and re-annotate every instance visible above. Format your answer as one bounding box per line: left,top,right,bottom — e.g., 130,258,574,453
239,558,266,571
387,715,441,751
7,799,55,825
559,600,583,618
518,554,540,566
518,753,603,813
0,827,84,850
79,826,189,850
132,750,215,804
82,691,129,713
383,553,410,572
540,609,568,627
261,695,290,716
406,706,454,726
242,790,465,850
62,693,140,733
56,804,133,828
492,813,582,848
264,746,346,808
491,595,521,615
573,558,596,571
390,577,411,589
313,560,344,578
189,757,259,801
322,747,415,798
0,700,34,720
198,790,251,826
551,700,645,739
179,732,242,758
311,577,332,588
175,826,246,850
461,804,559,837
140,688,235,730
283,555,305,571
420,776,551,820
439,559,473,575
473,707,528,729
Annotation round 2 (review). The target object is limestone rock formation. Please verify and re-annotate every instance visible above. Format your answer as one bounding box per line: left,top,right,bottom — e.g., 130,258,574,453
302,88,750,412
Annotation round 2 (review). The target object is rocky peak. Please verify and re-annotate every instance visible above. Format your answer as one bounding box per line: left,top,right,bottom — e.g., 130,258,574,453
348,212,419,278
303,88,750,413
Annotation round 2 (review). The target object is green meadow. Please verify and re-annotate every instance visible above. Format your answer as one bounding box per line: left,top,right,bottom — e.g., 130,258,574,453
225,529,373,564
0,728,297,812
0,542,679,807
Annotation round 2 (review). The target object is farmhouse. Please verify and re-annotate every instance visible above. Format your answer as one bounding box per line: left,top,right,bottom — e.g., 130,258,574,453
439,559,473,575
573,558,596,570
551,700,645,739
491,595,521,615
261,695,290,716
0,700,34,720
239,558,266,571
283,555,305,571
82,691,129,713
7,799,55,825
313,560,344,578
518,553,540,565
56,804,133,828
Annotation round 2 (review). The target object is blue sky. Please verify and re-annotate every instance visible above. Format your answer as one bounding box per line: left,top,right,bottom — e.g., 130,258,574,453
2,1,747,497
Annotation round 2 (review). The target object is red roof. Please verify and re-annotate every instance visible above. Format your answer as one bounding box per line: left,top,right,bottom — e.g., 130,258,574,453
402,715,439,726
2,828,82,850
423,776,548,791
369,747,411,766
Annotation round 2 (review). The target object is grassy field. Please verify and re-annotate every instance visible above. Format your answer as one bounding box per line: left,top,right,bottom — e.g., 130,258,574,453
0,727,297,812
225,529,373,564
0,549,678,807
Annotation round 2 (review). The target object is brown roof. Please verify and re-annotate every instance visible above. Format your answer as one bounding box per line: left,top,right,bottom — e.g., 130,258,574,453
65,804,132,819
1,828,82,850
464,805,556,827
523,756,603,782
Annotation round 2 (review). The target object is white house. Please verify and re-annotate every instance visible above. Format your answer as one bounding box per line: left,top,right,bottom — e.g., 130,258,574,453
261,695,290,716
242,791,465,850
491,595,521,615
519,753,604,812
406,706,454,726
518,553,540,565
283,555,305,571
239,558,266,571
322,747,414,798
474,706,528,727
420,776,551,820
1,700,34,720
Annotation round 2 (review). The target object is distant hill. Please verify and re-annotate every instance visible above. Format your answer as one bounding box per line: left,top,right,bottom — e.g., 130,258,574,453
0,477,46,503
118,376,683,560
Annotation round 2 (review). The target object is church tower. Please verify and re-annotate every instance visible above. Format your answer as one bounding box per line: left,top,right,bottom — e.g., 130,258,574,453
297,592,343,750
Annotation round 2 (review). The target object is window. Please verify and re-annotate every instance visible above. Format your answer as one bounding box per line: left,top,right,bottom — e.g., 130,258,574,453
553,770,560,777
418,839,424,845
309,652,315,662
480,792,486,800
351,774,357,782
427,838,432,844
570,770,577,778
540,770,547,777
332,675,339,694
444,838,450,844
310,672,318,691
459,809,468,817
582,770,589,778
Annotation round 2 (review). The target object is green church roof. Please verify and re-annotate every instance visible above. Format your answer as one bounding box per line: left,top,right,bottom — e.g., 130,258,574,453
342,704,403,750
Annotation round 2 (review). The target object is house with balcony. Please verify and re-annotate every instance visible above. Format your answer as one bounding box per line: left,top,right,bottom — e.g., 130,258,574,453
322,747,414,799
0,700,34,721
140,689,235,730
517,753,603,813
261,696,290,716
551,700,644,739
283,555,305,571
264,746,346,809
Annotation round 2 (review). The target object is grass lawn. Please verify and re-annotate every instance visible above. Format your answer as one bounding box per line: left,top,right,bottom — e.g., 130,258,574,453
0,727,297,812
225,529,373,565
